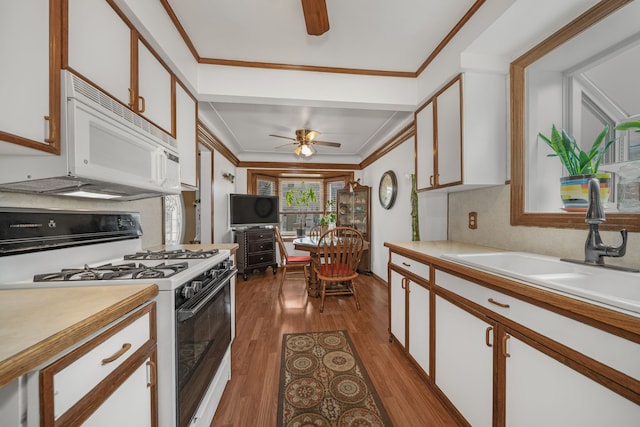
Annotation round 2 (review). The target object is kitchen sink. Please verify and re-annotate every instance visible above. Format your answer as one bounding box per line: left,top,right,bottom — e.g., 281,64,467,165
441,252,640,314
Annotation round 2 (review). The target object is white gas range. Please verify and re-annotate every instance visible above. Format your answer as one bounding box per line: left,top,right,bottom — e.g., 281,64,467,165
0,208,236,427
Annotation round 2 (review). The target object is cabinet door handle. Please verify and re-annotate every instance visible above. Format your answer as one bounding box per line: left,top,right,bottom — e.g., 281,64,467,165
146,360,156,387
138,95,146,113
101,343,132,364
44,116,54,144
485,326,493,347
402,262,411,267
502,334,511,358
488,298,510,308
401,277,406,290
429,175,434,186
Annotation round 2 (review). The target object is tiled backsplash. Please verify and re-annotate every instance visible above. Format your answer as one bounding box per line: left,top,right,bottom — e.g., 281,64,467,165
448,185,640,269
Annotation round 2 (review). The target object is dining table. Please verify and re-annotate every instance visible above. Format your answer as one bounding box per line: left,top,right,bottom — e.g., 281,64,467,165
293,236,370,297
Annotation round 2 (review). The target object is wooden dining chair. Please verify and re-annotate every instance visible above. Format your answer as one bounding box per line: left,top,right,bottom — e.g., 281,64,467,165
313,227,365,313
308,225,322,243
275,227,312,293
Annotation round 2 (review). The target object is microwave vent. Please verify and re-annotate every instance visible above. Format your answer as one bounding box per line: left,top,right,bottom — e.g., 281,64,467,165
70,73,177,149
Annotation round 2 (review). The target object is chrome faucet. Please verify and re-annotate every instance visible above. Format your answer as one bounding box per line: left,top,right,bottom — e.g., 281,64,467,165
583,177,628,265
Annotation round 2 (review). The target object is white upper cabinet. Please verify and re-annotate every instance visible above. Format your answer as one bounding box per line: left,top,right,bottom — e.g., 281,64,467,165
175,82,198,187
67,0,131,107
137,41,173,134
415,72,506,192
0,0,55,152
436,79,462,187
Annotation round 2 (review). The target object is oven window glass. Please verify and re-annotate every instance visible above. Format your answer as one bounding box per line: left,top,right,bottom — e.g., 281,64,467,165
176,281,231,427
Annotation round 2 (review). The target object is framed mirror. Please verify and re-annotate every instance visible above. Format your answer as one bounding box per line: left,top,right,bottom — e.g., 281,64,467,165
511,0,640,232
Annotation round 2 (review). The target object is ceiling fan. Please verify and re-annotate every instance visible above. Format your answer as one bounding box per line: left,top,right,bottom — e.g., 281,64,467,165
270,129,341,157
301,0,329,36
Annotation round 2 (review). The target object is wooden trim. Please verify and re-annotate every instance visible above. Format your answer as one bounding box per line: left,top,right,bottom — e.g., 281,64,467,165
239,161,360,170
510,0,639,232
171,75,177,138
159,1,486,78
159,0,201,61
197,121,240,166
48,0,62,154
359,122,415,169
415,0,485,76
199,57,416,78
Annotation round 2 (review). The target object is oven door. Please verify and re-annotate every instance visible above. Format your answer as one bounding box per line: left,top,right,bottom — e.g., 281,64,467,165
175,271,234,427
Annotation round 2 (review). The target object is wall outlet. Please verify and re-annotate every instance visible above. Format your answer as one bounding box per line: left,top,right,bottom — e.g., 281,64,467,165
468,211,478,229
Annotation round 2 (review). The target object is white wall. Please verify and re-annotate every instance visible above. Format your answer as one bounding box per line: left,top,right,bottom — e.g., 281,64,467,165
212,150,237,243
362,138,414,278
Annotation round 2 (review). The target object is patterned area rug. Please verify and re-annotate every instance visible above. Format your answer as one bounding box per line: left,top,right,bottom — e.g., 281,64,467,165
277,330,392,426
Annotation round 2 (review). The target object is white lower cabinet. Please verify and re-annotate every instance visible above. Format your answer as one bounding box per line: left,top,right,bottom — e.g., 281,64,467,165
408,281,430,374
82,356,154,427
505,334,640,427
389,269,406,348
435,294,494,427
434,269,640,426
389,256,432,377
40,303,157,426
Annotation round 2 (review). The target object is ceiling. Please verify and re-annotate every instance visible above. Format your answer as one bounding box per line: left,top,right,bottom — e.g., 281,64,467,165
164,0,482,162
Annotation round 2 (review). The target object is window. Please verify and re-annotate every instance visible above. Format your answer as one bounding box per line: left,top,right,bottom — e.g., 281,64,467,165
247,170,351,234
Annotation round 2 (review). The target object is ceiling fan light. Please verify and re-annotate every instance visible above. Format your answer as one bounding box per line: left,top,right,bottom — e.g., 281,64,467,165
294,145,303,156
300,144,314,157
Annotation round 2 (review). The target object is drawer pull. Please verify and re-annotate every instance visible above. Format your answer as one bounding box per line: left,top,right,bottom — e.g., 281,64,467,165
485,326,493,347
502,334,511,358
101,343,132,365
402,262,411,267
488,298,510,308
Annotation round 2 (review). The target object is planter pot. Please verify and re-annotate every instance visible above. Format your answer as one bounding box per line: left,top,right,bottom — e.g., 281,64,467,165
560,173,610,210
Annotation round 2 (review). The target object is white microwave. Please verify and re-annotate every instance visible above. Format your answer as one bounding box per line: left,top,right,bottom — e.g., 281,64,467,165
0,70,181,200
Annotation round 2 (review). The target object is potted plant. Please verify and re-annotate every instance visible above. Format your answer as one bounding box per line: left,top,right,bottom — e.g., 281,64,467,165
285,183,317,237
538,124,615,209
319,200,336,233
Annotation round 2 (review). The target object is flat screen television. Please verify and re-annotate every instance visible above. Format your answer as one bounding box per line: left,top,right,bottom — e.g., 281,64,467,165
229,194,279,228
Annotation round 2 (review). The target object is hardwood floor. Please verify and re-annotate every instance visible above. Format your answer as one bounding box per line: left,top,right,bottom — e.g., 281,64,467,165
211,268,459,426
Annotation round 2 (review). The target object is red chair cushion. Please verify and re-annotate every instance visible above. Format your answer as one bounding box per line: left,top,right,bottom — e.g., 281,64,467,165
287,255,311,263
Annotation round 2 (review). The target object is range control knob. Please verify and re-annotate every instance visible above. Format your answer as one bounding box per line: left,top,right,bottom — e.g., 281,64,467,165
191,280,203,293
181,285,195,299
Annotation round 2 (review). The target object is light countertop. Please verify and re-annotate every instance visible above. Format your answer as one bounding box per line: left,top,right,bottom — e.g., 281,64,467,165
0,284,158,387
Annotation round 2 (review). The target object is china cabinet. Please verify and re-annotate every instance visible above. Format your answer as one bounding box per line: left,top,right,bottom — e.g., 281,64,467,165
336,183,371,272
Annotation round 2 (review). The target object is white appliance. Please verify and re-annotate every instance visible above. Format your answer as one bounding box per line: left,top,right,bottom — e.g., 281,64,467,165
0,209,234,427
0,70,181,200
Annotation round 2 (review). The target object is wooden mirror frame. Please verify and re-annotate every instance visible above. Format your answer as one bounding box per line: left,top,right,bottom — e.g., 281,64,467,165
510,0,640,232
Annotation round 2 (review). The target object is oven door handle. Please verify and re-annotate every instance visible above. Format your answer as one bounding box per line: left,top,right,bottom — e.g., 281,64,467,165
177,270,236,322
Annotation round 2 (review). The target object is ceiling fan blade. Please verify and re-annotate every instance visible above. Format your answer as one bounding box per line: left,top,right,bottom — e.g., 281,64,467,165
269,134,296,141
275,142,296,149
301,0,329,36
313,140,341,148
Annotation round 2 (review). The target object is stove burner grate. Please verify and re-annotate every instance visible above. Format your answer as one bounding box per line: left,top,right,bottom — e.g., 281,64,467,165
33,261,189,282
124,249,219,260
